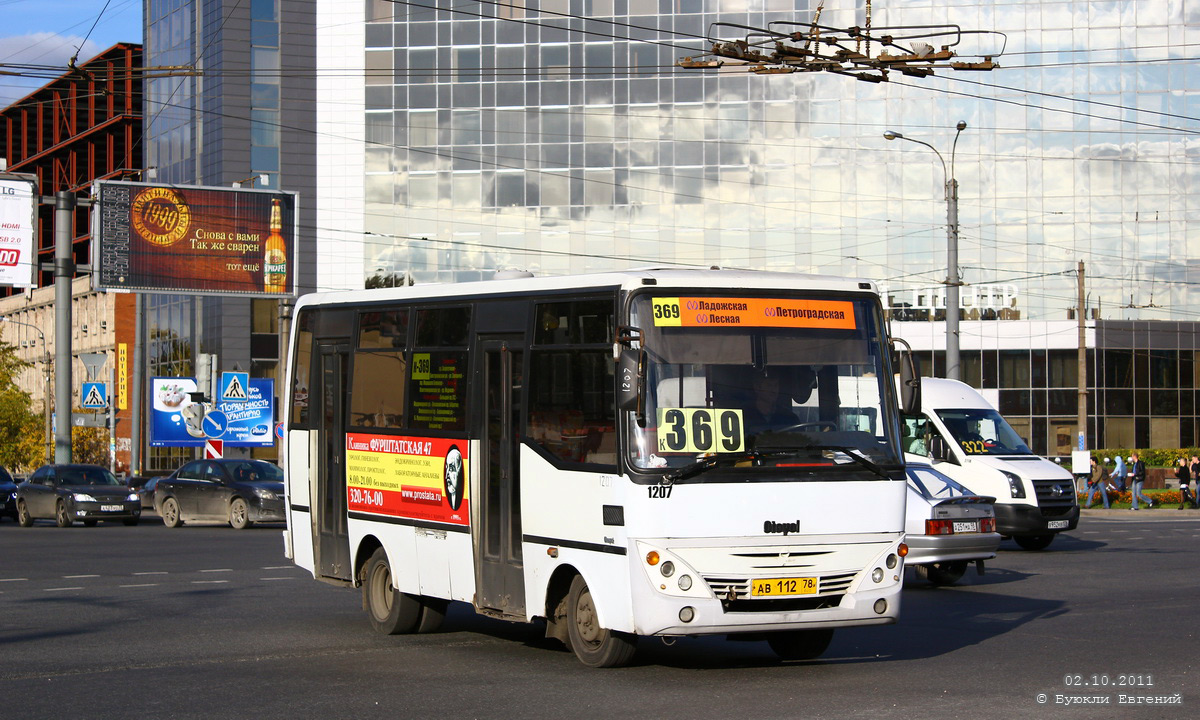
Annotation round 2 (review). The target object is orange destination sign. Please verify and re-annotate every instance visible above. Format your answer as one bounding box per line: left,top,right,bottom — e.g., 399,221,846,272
651,297,857,330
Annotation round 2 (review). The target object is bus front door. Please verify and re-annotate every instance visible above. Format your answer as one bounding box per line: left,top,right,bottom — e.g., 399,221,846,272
315,343,352,582
476,337,525,617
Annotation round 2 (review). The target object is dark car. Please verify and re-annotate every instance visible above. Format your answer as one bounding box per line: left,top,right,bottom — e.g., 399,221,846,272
0,466,17,521
155,459,285,530
15,464,141,527
126,475,164,511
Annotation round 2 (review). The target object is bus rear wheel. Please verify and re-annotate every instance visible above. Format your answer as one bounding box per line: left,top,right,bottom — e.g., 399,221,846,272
565,575,636,668
768,628,834,661
363,547,421,635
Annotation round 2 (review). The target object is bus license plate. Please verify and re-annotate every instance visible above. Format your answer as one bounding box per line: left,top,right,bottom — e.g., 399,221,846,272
750,577,817,597
1047,520,1069,529
101,504,123,512
952,520,978,533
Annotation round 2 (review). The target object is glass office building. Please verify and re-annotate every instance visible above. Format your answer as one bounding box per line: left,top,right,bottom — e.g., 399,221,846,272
315,1,1200,453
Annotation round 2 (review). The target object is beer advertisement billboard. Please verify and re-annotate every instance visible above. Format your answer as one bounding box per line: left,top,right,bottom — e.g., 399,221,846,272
92,181,297,296
0,173,38,288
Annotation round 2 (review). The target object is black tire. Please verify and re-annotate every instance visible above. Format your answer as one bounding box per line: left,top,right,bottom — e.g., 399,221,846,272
565,575,637,668
1014,534,1055,551
363,547,421,635
767,628,835,661
415,597,448,634
55,500,72,528
123,518,139,526
161,497,183,528
83,519,98,527
16,500,33,527
229,498,252,530
916,561,967,586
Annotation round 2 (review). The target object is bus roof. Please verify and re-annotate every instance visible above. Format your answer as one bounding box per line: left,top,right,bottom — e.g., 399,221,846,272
294,268,879,310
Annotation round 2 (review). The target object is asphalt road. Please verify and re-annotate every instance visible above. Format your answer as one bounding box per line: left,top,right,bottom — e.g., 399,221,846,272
0,515,1195,719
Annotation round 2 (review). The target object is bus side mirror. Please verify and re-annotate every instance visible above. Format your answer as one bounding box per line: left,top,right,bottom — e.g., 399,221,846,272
617,348,642,414
899,350,921,416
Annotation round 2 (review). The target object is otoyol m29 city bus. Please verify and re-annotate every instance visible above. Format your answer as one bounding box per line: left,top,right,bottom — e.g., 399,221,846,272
282,268,918,667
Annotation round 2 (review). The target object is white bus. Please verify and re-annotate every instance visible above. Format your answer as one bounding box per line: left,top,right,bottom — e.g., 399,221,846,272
282,269,917,667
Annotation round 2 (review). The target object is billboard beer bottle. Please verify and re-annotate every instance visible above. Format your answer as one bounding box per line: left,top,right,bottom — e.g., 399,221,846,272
264,199,287,293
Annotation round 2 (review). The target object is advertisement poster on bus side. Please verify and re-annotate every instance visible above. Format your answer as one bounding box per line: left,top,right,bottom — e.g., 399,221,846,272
345,432,469,527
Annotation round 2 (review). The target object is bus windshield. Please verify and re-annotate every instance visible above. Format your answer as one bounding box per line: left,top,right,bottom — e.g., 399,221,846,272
625,293,902,477
936,408,1034,456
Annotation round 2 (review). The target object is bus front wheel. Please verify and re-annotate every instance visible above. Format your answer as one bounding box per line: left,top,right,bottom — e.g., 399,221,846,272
363,547,422,635
565,575,636,668
768,628,834,661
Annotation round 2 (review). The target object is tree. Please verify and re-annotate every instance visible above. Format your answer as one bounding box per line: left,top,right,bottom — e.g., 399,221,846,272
365,271,414,289
71,422,110,466
0,340,44,471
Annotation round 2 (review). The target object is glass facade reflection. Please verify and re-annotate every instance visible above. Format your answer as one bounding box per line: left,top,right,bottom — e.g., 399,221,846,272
316,1,1200,451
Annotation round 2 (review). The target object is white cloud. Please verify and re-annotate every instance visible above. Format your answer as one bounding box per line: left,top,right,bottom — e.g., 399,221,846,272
0,32,102,107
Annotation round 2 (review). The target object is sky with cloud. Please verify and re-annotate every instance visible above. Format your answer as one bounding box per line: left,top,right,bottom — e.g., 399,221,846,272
0,0,142,106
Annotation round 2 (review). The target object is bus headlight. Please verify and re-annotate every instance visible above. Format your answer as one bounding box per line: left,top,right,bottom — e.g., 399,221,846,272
678,574,693,591
660,561,675,577
871,567,884,583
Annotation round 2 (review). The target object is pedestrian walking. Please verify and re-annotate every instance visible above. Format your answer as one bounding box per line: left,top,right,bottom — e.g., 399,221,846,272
1180,456,1199,510
1085,455,1110,509
1130,452,1154,509
1109,455,1127,494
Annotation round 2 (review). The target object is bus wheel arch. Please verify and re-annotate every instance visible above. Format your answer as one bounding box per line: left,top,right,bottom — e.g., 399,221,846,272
565,574,637,667
542,564,580,649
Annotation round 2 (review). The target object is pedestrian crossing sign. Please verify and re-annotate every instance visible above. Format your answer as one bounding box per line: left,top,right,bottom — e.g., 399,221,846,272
219,372,249,403
82,382,108,409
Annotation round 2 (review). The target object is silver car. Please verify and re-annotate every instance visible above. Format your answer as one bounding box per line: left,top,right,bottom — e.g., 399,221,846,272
904,458,1001,586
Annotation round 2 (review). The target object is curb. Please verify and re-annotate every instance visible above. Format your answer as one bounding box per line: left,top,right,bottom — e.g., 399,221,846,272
1080,507,1200,518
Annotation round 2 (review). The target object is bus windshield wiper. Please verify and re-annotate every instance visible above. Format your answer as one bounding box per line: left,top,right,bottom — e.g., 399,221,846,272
661,451,766,484
805,444,890,479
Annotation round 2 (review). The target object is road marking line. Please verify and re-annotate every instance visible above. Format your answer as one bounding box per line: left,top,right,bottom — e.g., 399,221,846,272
45,587,84,592
134,571,168,576
200,569,233,573
119,583,159,588
192,580,229,584
261,566,292,570
63,574,99,579
260,577,296,581
0,578,29,583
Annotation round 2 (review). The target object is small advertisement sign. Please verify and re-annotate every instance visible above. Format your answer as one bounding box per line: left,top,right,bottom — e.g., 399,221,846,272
150,376,275,447
0,174,38,288
345,432,469,527
92,181,297,296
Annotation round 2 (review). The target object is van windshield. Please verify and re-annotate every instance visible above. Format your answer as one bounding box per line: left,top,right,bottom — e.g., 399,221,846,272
936,408,1033,456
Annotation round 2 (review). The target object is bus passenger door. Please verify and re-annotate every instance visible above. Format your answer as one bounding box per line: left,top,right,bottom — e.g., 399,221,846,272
315,343,352,582
476,336,525,617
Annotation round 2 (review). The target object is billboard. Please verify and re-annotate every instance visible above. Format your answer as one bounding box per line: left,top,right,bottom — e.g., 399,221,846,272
0,173,39,288
92,181,297,296
150,376,275,448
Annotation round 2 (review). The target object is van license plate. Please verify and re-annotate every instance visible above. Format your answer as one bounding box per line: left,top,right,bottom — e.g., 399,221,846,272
750,577,817,597
1047,520,1069,529
952,521,978,533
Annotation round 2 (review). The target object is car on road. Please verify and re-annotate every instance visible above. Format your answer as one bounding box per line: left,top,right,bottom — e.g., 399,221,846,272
904,456,1001,586
155,459,285,529
0,466,17,521
15,464,141,527
126,475,165,511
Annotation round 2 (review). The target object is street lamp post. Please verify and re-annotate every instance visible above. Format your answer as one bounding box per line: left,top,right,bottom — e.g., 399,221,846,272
0,316,52,463
884,121,969,381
